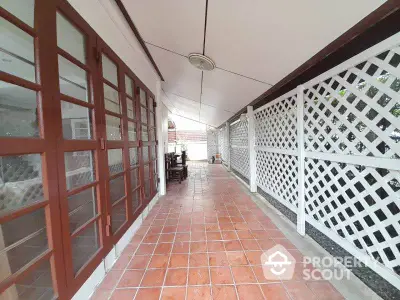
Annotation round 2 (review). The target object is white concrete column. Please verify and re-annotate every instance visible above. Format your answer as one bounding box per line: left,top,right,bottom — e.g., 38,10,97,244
296,85,306,236
155,81,166,195
226,121,231,171
247,106,257,193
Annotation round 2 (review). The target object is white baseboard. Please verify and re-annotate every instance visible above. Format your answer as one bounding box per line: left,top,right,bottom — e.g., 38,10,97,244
72,193,160,300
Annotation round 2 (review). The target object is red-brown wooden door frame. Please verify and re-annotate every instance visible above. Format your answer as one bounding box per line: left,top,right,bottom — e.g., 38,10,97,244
0,0,157,299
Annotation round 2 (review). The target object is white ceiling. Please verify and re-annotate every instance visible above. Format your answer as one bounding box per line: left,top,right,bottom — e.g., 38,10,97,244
122,0,385,127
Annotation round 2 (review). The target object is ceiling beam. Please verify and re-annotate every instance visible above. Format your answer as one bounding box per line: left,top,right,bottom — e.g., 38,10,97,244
114,0,165,81
220,0,400,127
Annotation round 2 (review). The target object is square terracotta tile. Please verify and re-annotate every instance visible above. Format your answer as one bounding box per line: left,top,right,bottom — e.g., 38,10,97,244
231,266,257,283
154,243,173,255
118,270,145,287
266,230,286,238
148,226,163,234
224,240,243,251
159,233,175,243
169,254,188,268
162,226,177,233
210,267,233,284
112,254,132,270
233,223,249,231
206,231,223,240
136,244,156,255
207,241,225,252
187,286,211,300
221,231,237,240
191,231,206,241
260,284,291,299
135,288,161,300
190,253,209,267
188,268,210,285
161,287,186,300
236,285,264,300
175,232,190,242
236,230,254,239
252,266,280,283
219,223,234,231
110,288,137,300
212,285,238,300
226,251,248,266
284,282,318,300
208,252,229,266
191,224,206,232
148,255,169,269
306,281,344,300
140,269,166,287
172,241,190,253
251,230,269,240
241,240,261,251
257,239,276,250
177,224,191,232
98,270,123,290
205,223,219,231
128,255,151,269
164,268,188,286
190,241,207,253
143,234,160,243
245,251,263,265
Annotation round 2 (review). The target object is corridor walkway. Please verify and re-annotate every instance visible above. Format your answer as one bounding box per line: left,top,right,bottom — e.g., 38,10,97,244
91,162,344,300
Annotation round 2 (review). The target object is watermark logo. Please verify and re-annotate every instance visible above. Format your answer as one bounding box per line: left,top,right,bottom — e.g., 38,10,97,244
261,245,354,281
261,244,296,280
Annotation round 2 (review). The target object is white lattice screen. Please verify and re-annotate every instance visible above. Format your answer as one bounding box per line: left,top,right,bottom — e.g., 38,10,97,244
230,120,250,178
232,33,400,286
254,92,299,211
218,126,228,164
206,129,218,161
301,35,400,277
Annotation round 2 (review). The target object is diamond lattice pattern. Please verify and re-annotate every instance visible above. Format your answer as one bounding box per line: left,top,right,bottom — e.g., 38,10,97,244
303,48,400,159
256,151,298,209
230,120,250,178
304,158,400,274
230,120,249,147
207,130,218,160
255,95,297,150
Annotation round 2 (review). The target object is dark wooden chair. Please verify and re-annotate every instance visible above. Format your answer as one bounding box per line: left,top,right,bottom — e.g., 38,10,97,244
176,151,188,179
165,153,184,183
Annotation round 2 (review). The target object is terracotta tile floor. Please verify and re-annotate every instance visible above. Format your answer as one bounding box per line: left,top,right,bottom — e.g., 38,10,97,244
91,162,344,300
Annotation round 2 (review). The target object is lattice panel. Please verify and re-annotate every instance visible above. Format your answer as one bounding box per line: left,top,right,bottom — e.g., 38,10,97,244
207,130,218,160
231,147,250,178
303,47,400,159
256,150,298,209
304,158,400,274
255,95,297,150
230,120,248,147
218,127,227,162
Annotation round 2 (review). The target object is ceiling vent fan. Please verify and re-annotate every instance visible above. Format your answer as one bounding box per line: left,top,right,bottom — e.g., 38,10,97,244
188,53,215,71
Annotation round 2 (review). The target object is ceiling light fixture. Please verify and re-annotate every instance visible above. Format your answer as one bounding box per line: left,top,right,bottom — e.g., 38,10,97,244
188,53,215,71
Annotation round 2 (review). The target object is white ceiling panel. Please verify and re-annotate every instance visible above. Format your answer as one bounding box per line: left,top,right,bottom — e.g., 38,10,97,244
206,0,385,84
165,92,200,121
202,69,271,113
147,44,202,101
200,104,234,127
121,0,205,56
